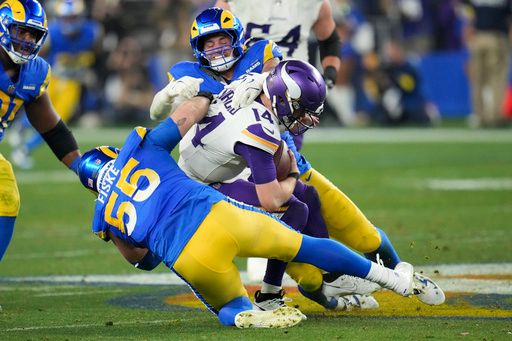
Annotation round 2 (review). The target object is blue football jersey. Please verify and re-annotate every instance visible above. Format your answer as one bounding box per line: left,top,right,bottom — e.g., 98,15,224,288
45,20,99,79
91,120,225,268
0,57,50,141
169,39,282,94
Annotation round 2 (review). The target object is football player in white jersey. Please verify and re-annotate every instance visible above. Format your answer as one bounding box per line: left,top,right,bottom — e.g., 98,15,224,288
215,0,340,90
178,60,372,311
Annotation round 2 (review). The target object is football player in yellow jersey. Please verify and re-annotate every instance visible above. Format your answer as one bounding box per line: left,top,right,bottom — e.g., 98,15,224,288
0,0,81,266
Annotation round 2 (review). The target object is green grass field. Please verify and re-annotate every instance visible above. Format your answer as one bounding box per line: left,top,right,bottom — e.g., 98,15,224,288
1,127,511,340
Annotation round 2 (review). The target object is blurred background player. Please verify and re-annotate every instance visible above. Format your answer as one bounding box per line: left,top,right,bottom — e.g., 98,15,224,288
0,0,81,263
460,0,512,128
9,0,100,169
215,0,341,150
77,93,418,328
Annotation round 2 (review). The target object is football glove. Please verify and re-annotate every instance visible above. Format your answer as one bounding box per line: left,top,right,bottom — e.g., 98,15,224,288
150,76,204,121
225,72,268,108
323,66,337,90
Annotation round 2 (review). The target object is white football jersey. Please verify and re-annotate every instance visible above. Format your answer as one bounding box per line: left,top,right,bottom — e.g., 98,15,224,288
226,0,323,61
178,89,282,184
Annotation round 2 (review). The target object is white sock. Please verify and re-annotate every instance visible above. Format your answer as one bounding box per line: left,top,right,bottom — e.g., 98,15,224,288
365,262,398,292
260,282,282,294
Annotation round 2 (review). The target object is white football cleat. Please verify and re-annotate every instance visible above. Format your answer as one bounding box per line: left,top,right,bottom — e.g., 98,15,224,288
392,262,415,296
253,289,292,311
335,294,380,311
235,306,306,329
413,272,445,305
322,274,381,297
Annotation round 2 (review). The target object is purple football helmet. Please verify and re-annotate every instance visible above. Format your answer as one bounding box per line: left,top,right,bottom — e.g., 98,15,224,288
263,59,326,135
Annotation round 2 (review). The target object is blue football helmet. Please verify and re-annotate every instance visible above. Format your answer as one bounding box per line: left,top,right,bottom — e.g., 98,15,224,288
54,0,85,36
78,146,120,194
0,0,48,64
190,7,245,72
263,59,326,135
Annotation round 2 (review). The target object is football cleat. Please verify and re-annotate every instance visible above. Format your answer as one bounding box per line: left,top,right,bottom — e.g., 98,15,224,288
322,273,381,297
298,286,380,311
234,306,306,329
413,272,445,305
336,294,380,311
254,289,291,311
391,262,415,296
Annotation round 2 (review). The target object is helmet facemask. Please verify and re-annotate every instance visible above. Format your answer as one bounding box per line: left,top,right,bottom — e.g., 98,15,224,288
5,23,46,63
263,60,326,136
190,7,245,73
281,100,323,136
197,33,238,72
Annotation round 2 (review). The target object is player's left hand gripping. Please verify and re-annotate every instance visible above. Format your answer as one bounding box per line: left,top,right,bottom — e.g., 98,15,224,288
167,76,204,100
225,72,268,108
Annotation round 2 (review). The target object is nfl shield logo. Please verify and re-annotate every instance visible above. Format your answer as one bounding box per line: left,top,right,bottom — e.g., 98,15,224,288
7,85,15,94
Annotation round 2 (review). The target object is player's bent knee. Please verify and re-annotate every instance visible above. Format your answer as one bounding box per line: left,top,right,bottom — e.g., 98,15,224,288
352,230,382,253
286,262,323,292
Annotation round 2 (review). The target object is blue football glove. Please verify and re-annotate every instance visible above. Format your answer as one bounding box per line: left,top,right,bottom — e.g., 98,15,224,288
281,131,311,175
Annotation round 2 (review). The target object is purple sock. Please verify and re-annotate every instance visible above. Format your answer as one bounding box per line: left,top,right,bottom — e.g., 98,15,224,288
263,196,308,286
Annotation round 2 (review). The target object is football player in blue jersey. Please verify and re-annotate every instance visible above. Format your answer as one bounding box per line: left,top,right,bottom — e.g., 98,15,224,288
0,0,81,263
10,0,101,169
150,7,445,310
150,7,281,121
77,93,419,329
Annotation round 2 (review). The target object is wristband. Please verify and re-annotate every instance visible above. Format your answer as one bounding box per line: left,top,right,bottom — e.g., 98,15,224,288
132,250,161,271
196,91,214,102
287,172,300,180
69,156,81,175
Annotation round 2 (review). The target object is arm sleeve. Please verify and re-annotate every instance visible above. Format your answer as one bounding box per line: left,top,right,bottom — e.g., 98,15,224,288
234,142,277,184
145,118,182,153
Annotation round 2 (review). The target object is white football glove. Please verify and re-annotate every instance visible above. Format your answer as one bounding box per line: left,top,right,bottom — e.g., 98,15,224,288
166,76,204,99
225,72,268,108
150,76,204,121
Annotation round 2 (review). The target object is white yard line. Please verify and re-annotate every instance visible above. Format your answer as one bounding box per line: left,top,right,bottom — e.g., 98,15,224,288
1,263,511,293
71,127,512,144
425,178,512,190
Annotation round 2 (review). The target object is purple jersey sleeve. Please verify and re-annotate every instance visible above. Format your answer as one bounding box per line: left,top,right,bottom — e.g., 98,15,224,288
234,142,277,184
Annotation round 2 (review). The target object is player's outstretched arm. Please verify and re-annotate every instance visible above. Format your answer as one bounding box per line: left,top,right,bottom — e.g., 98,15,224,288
170,93,213,137
314,0,341,88
24,92,81,171
150,77,204,121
